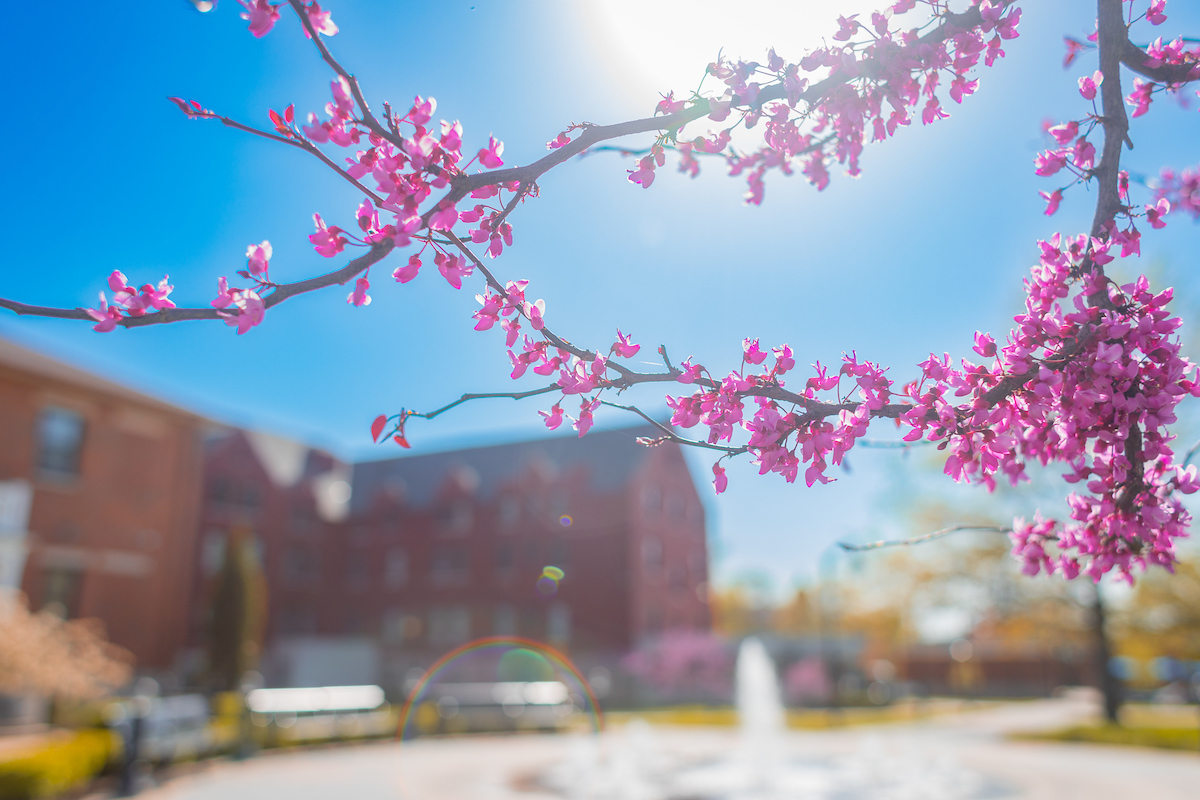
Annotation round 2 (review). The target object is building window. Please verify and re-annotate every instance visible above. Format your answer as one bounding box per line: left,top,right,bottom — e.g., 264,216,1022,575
547,539,570,568
382,608,420,644
495,542,514,573
668,564,688,593
645,605,662,635
345,551,370,588
641,486,662,516
642,537,663,574
201,529,226,577
430,544,468,584
207,476,261,511
428,605,471,646
498,496,520,528
665,493,686,520
288,505,319,536
384,548,409,588
36,407,85,478
41,568,83,618
282,547,320,585
547,603,571,645
493,604,516,637
436,501,473,534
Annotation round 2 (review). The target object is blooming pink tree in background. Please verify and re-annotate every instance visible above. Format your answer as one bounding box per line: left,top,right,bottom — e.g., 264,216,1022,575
3,0,1200,584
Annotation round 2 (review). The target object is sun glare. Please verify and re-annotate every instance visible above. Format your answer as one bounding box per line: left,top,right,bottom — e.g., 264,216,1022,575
581,1,886,104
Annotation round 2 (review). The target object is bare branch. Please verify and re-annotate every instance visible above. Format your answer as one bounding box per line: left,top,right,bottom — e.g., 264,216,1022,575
598,400,747,454
409,384,563,421
838,524,1010,552
1091,0,1132,239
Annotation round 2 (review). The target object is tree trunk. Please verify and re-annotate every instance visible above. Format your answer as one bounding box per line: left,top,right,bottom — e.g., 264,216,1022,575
1090,588,1122,724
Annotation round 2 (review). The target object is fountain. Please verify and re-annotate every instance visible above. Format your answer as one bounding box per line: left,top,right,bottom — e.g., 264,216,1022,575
543,637,1005,799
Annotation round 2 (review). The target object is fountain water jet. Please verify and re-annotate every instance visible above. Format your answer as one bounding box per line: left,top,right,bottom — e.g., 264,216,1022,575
544,637,1002,800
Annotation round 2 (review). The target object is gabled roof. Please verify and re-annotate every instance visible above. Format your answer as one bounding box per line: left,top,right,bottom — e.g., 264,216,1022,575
350,425,666,511
0,336,205,421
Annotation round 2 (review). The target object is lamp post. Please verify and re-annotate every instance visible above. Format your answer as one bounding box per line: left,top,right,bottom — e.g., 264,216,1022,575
116,677,159,797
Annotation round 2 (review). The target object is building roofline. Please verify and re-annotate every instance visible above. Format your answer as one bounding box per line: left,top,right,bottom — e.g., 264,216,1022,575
0,335,209,422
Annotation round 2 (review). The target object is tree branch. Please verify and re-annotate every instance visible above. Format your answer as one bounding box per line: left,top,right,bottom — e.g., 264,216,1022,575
0,240,395,329
1119,37,1200,84
838,524,1010,552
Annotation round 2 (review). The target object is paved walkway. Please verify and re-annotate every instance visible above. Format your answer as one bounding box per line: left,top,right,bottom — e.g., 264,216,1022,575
131,698,1200,800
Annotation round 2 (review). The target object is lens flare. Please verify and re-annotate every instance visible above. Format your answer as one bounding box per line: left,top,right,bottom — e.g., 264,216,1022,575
542,566,565,581
396,636,604,741
536,575,559,596
559,515,573,527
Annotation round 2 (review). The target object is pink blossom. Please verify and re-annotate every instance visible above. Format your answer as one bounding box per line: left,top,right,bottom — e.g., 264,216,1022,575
712,462,728,494
435,252,472,289
428,200,459,231
408,96,436,126
773,345,795,374
676,358,704,384
742,338,767,365
1063,37,1088,68
1077,70,1103,101
238,0,281,38
139,276,176,311
610,329,640,358
302,1,338,38
546,131,571,150
628,155,657,188
477,136,504,169
1034,150,1068,177
347,275,371,307
391,215,423,248
539,403,564,430
1039,189,1063,216
1146,198,1170,229
85,292,123,333
1126,78,1154,118
309,213,347,257
523,298,546,330
1147,1,1167,26
213,281,265,335
1047,121,1079,145
246,240,271,280
575,397,599,437
656,92,686,115
972,331,997,359
392,254,421,284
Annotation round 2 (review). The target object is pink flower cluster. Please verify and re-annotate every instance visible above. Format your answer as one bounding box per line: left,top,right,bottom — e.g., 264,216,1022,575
1152,165,1200,220
635,0,1020,203
85,271,176,332
903,232,1199,582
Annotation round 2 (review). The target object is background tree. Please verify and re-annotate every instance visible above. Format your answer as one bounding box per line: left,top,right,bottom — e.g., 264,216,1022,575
0,593,132,700
205,525,267,693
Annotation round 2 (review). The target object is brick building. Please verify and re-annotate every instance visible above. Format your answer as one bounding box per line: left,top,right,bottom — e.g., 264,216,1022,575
0,338,205,670
193,426,712,691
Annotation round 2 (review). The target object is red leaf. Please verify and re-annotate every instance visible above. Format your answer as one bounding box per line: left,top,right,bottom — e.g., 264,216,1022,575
269,109,284,129
393,434,411,449
370,414,387,442
284,103,294,124
167,97,192,115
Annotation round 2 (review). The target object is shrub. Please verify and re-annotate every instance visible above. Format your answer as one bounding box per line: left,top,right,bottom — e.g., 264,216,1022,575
0,730,116,799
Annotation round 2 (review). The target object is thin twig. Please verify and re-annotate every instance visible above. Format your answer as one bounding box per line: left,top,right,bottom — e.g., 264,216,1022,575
409,384,562,421
599,400,747,454
838,524,1010,551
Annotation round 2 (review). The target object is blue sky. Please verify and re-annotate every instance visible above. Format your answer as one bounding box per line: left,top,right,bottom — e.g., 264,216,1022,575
2,1,1198,594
